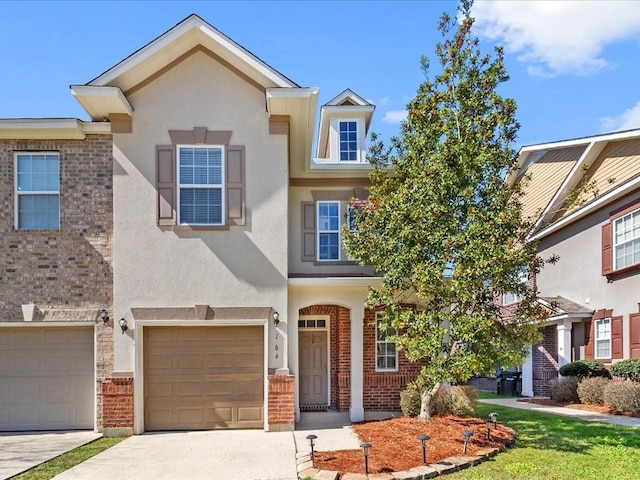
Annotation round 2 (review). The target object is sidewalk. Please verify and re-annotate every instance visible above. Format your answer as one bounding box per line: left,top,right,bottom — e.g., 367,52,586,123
479,397,640,428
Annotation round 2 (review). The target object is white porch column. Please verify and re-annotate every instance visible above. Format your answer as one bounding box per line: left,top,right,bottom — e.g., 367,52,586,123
521,346,534,397
350,305,365,422
557,320,573,370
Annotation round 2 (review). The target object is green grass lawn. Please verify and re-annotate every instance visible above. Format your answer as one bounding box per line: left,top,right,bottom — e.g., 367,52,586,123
11,437,125,480
448,402,640,480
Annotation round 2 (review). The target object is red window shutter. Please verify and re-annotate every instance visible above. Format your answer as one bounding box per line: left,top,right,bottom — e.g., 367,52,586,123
226,146,245,226
602,222,613,275
156,145,176,226
611,315,623,359
630,313,640,359
584,320,594,359
301,201,316,262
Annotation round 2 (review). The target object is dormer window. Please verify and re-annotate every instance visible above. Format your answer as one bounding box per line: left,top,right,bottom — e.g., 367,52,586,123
339,121,358,161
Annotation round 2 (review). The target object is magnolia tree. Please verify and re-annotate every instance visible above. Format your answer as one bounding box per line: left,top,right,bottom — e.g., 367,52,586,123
344,0,552,419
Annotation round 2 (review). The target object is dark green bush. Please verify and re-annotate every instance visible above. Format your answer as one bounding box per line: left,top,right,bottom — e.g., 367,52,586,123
610,359,640,381
558,360,610,378
400,386,421,417
577,377,610,405
549,376,580,402
603,381,640,412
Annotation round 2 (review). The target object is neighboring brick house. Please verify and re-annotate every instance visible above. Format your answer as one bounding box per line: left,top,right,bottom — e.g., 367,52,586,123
0,15,425,434
508,130,640,396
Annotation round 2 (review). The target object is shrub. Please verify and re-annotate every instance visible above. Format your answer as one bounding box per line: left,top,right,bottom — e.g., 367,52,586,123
400,386,421,417
604,381,640,412
549,376,580,403
558,360,610,378
610,359,640,382
577,377,611,405
432,385,478,416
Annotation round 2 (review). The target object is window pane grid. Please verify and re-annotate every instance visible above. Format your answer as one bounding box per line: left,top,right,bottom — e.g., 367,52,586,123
376,313,398,371
16,154,60,230
339,121,358,162
614,210,640,269
317,201,340,260
595,318,611,359
178,146,224,225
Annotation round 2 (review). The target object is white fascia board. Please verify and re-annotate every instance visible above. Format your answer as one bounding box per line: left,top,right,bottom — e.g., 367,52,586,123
0,118,111,139
266,87,319,103
321,105,375,115
324,89,372,106
529,174,640,241
520,128,640,153
71,86,133,113
288,277,382,288
81,121,112,134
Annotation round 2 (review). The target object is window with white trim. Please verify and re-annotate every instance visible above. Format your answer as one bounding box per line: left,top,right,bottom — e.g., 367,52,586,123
15,153,60,230
317,201,340,261
613,209,640,270
502,269,528,305
177,145,225,225
376,312,398,371
339,121,358,161
595,318,611,359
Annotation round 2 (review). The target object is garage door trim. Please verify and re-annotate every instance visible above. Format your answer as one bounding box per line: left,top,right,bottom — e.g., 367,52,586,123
133,319,268,434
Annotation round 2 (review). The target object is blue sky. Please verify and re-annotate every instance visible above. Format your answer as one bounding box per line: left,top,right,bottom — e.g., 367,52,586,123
2,1,640,149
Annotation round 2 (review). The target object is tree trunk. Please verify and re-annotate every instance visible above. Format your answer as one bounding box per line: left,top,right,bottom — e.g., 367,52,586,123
419,383,442,420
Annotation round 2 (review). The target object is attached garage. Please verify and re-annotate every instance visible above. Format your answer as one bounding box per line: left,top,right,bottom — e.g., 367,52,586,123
143,325,264,431
0,326,95,431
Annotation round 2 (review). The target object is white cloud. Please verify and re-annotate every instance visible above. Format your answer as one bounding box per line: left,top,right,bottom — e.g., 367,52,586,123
382,110,408,124
472,1,640,76
600,101,640,132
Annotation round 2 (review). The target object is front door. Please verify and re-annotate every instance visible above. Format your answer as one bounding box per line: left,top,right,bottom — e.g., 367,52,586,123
299,330,328,406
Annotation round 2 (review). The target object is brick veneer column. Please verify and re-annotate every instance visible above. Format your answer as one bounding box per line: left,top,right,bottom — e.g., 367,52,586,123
268,374,295,431
102,376,134,436
532,325,558,396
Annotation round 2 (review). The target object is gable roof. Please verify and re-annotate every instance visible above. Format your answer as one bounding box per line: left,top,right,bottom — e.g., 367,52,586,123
510,128,640,240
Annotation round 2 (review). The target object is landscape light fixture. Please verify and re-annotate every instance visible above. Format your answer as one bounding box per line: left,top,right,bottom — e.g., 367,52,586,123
489,412,498,429
119,318,128,334
360,442,372,474
417,434,429,464
98,309,109,325
272,311,280,326
306,434,317,466
462,429,474,454
486,418,494,440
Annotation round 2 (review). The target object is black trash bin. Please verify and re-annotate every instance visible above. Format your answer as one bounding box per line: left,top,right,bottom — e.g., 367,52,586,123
497,371,521,396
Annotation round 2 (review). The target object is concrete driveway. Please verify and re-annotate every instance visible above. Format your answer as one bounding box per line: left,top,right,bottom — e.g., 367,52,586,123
53,430,298,480
0,431,100,480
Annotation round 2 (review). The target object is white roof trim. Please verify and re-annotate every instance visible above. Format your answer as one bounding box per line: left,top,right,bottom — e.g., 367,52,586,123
324,88,372,107
0,119,111,139
89,15,297,89
265,87,318,100
71,85,134,120
520,128,640,153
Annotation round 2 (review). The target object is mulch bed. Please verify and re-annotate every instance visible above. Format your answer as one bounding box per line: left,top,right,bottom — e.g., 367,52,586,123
313,415,515,475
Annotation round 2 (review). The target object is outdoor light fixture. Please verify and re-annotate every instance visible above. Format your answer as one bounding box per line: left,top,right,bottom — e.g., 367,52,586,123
486,418,494,440
462,429,474,454
273,311,280,326
489,412,498,429
417,434,429,464
360,442,372,474
119,318,128,334
306,434,317,466
98,309,109,325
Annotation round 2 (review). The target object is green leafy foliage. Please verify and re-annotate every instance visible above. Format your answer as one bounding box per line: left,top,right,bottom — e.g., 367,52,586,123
344,0,550,417
603,381,640,412
577,377,611,405
558,360,611,378
432,385,478,416
549,376,580,403
400,385,422,417
610,358,640,381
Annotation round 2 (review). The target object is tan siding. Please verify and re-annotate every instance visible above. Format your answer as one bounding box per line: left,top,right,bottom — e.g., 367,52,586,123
586,139,640,196
520,146,584,221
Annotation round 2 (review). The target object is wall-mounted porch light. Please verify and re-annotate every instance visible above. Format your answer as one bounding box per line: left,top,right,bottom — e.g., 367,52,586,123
98,309,109,325
119,318,128,334
272,311,280,326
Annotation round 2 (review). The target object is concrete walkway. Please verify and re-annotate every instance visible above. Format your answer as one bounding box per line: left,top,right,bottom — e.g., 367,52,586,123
479,397,640,428
0,431,100,480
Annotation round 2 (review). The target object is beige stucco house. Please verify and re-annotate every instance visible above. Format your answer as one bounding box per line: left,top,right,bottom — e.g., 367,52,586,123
508,129,640,396
0,15,426,434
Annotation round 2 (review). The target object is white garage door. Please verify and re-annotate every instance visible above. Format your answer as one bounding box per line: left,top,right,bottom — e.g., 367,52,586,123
0,326,94,431
144,326,264,431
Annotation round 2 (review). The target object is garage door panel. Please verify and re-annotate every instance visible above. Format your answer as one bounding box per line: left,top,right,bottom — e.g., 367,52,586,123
0,326,94,431
144,326,264,430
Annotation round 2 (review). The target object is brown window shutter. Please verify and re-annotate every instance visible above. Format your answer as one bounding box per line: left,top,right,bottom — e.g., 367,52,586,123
301,201,316,262
611,315,623,359
630,313,640,359
226,146,245,226
156,145,176,226
602,222,613,275
584,320,594,359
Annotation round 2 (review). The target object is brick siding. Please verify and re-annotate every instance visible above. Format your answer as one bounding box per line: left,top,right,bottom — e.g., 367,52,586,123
268,374,295,431
532,325,558,396
0,135,114,429
102,376,133,431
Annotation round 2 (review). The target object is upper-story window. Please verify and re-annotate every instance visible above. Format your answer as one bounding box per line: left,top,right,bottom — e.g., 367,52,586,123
317,201,340,261
613,208,640,270
339,121,358,161
594,317,611,359
177,145,225,226
376,312,398,371
15,153,60,230
502,269,528,305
